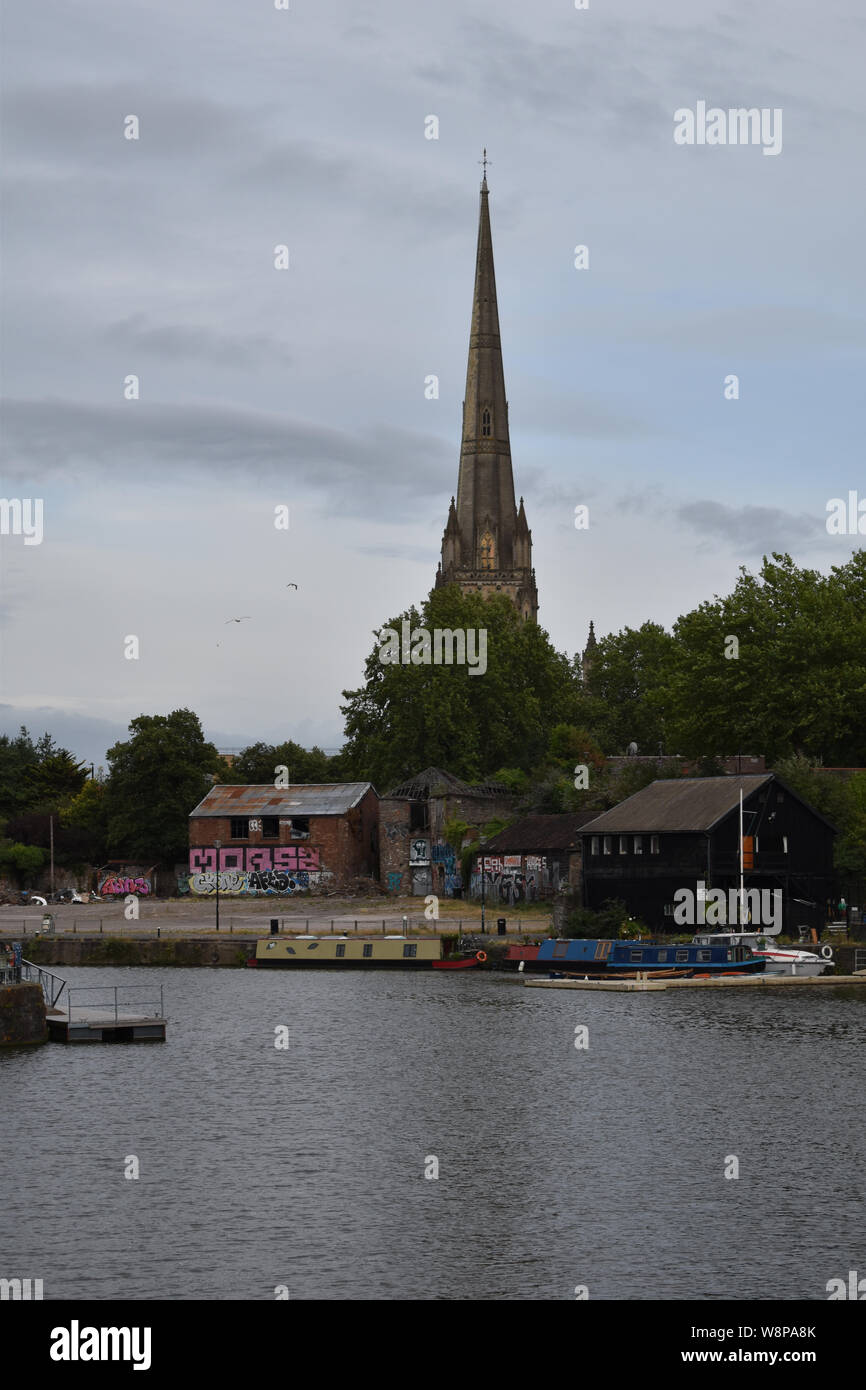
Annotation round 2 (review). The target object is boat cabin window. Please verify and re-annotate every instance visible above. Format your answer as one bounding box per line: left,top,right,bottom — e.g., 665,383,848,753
629,951,643,962
727,950,734,961
591,837,599,856
650,836,660,854
306,941,319,950
553,942,569,959
675,950,688,962
634,836,643,854
603,836,612,856
657,950,668,961
363,944,373,957
697,950,711,962
402,944,417,958
336,944,345,957
619,836,629,855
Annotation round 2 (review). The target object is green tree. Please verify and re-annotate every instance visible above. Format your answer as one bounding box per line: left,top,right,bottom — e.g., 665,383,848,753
223,740,337,785
104,710,221,862
583,622,675,754
0,728,39,818
340,586,578,789
666,552,866,764
61,776,110,863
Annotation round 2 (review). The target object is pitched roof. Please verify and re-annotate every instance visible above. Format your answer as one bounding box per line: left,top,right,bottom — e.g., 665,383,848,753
482,814,598,853
579,775,774,834
385,767,508,800
189,783,375,818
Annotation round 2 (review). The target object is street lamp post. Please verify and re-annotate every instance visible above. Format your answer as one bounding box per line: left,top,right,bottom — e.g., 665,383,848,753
213,838,222,933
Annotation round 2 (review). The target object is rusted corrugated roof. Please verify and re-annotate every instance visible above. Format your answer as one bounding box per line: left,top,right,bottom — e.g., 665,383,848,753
189,783,375,817
580,776,773,834
483,814,597,853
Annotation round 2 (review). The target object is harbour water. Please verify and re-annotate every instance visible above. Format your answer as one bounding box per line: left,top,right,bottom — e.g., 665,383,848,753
2,966,864,1300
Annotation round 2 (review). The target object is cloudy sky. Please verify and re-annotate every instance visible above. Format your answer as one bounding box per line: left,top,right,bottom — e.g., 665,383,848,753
1,0,863,767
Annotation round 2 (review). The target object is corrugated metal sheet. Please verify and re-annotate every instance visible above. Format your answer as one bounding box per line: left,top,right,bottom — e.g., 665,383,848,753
483,814,597,853
580,776,773,834
189,783,375,817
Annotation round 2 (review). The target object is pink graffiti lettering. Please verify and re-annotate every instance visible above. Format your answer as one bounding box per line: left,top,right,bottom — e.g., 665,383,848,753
99,875,151,897
188,846,322,874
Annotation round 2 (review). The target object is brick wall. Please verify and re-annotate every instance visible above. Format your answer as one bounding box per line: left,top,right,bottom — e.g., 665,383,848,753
188,789,379,887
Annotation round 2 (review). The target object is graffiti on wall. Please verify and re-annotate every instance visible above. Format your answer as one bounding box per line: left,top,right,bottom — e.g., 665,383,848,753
409,839,430,865
387,871,402,893
187,869,329,896
470,854,561,904
189,846,321,873
98,874,152,898
184,846,328,895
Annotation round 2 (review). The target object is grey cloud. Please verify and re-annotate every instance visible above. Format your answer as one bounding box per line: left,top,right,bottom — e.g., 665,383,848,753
676,500,824,549
104,315,293,367
0,398,453,512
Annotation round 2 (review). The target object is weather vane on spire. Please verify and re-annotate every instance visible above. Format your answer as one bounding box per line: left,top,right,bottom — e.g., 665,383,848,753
479,147,491,182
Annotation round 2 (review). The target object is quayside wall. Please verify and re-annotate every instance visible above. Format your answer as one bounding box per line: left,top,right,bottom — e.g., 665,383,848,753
0,982,47,1046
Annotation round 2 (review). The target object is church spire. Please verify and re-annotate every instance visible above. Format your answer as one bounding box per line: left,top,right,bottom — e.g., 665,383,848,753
436,160,538,622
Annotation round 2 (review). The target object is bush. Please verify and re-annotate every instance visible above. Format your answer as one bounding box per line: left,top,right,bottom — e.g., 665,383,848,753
563,897,648,939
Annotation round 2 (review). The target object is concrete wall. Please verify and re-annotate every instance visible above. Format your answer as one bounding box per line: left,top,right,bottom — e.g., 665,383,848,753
0,983,47,1046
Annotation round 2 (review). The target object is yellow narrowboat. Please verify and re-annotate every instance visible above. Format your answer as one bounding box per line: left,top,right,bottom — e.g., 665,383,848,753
251,935,442,968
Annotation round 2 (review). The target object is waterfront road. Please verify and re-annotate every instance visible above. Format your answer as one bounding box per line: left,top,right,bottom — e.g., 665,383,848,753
0,898,552,939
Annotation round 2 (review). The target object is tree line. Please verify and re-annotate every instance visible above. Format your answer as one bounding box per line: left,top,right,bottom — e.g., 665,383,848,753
1,550,863,880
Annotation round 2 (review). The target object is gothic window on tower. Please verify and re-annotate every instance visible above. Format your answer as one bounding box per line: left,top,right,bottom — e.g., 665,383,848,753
480,531,495,570
481,408,491,437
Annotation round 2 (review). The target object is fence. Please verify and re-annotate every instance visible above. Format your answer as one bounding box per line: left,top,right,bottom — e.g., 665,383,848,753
65,984,165,1023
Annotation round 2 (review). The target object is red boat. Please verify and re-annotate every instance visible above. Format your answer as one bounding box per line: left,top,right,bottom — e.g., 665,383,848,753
433,952,485,970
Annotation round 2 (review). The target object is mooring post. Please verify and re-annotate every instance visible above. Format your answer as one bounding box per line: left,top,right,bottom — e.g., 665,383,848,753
100,921,103,933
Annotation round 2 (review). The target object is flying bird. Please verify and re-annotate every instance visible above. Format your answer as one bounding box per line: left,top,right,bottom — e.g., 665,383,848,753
224,616,251,624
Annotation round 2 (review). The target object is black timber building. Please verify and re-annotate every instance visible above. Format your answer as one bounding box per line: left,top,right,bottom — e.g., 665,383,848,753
580,774,836,936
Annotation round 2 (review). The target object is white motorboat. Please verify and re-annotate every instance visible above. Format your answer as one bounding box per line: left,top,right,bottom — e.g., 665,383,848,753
691,931,833,977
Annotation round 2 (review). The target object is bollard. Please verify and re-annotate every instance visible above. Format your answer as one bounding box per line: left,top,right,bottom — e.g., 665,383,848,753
100,921,103,933
330,919,334,934
73,921,77,933
157,927,161,938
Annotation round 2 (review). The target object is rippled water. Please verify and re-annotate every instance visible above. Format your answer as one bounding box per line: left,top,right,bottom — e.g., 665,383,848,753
1,967,864,1300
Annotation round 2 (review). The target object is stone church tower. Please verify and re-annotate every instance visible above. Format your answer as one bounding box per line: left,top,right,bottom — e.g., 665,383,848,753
435,165,538,621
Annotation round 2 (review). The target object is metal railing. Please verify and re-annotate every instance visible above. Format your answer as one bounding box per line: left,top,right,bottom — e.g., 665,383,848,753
20,960,68,1008
65,984,164,1024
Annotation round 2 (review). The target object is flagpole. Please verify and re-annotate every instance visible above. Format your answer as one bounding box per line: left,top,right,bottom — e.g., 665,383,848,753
739,789,745,927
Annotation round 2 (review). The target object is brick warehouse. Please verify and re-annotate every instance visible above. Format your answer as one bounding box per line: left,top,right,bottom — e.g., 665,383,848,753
186,783,379,895
379,767,515,897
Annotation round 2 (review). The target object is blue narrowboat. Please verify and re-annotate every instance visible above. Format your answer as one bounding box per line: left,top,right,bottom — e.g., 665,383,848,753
534,938,766,976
